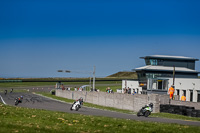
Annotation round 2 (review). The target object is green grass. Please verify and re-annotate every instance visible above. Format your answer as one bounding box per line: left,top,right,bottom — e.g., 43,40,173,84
36,92,200,122
0,103,200,133
0,81,122,92
0,82,56,88
0,81,121,87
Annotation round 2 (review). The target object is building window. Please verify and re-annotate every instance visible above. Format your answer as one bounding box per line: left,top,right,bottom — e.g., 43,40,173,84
148,79,168,90
145,59,150,65
150,59,157,65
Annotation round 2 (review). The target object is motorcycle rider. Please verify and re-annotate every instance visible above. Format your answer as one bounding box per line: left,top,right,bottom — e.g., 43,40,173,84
16,96,23,103
10,88,13,93
142,103,153,109
148,103,153,108
137,103,154,117
4,90,7,95
74,97,83,108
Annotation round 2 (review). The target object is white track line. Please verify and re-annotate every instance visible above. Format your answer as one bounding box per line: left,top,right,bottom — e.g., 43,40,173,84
0,95,7,105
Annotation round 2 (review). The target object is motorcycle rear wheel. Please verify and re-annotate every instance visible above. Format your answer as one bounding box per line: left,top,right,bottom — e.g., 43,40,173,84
137,109,142,117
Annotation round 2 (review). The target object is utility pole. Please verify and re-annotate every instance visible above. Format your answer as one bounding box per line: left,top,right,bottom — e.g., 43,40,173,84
93,66,95,91
173,66,175,86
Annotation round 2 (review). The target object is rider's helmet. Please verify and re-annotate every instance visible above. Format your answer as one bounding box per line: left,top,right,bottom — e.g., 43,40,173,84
80,97,83,101
149,103,153,107
20,96,23,99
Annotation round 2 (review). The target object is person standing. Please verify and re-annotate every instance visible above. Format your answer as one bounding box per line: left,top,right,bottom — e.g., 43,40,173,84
61,84,65,90
168,85,175,99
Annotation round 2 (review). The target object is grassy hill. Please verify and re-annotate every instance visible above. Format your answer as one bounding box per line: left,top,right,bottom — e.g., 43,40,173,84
107,71,138,79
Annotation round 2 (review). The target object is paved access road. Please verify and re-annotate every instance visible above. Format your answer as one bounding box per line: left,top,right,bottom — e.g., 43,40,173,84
1,92,200,126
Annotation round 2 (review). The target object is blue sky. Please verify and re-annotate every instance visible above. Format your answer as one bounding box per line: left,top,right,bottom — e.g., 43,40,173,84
0,0,200,78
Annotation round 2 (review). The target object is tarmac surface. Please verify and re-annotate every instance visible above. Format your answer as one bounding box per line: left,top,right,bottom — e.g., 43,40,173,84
1,92,200,126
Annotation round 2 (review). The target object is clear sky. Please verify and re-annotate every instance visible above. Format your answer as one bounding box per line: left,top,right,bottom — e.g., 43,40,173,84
0,0,200,78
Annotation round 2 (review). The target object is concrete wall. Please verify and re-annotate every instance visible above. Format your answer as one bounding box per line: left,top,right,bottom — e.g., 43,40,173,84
56,89,160,113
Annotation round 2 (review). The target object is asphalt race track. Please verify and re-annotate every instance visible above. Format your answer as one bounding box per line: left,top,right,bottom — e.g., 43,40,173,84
1,92,200,126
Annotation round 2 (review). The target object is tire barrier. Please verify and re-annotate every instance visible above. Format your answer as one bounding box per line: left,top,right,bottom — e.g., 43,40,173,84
160,104,200,118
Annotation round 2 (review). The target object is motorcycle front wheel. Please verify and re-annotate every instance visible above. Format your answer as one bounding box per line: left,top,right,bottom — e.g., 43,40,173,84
75,105,79,111
15,101,18,106
145,111,150,117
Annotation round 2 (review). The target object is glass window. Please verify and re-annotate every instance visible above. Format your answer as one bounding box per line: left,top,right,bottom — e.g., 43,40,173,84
145,59,150,65
150,59,157,65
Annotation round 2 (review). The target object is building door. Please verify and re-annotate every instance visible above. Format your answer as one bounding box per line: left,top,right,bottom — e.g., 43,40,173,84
176,89,180,100
198,91,200,102
177,89,179,95
190,90,193,102
183,90,186,97
157,80,162,90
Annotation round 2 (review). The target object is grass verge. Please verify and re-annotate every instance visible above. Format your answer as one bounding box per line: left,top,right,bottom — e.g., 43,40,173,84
0,103,200,133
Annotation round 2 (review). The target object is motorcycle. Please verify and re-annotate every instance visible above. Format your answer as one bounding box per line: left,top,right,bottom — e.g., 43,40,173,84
15,98,20,105
4,90,7,95
14,96,23,106
70,100,81,111
137,103,153,117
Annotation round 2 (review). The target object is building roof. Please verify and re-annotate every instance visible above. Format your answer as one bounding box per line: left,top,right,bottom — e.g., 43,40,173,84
140,55,199,61
135,65,199,73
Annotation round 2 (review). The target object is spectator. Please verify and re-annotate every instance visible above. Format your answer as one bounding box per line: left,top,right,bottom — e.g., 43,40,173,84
124,88,128,94
55,81,61,89
110,89,113,93
132,90,136,95
181,94,186,101
128,87,131,94
61,84,65,90
106,87,111,93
